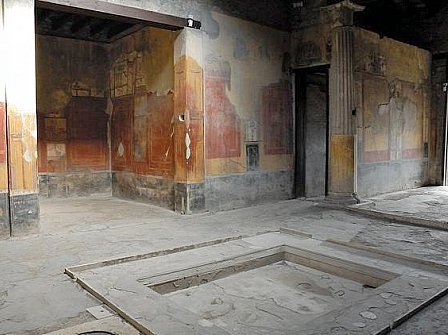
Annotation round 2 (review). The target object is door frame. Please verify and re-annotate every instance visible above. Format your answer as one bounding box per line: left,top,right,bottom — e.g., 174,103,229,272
293,65,330,198
442,55,448,186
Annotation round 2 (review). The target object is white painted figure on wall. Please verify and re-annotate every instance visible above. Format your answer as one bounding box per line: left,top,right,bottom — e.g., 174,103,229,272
387,80,418,161
388,80,404,160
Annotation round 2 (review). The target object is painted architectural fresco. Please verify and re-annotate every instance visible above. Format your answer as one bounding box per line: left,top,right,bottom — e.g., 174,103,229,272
67,98,109,170
121,92,174,177
37,26,177,181
204,12,292,176
205,61,241,160
38,98,109,173
36,36,109,174
109,28,174,99
173,48,205,184
361,77,390,162
7,112,38,192
111,97,133,171
110,27,176,178
355,29,430,164
111,93,174,177
262,83,293,155
353,28,431,195
291,0,347,69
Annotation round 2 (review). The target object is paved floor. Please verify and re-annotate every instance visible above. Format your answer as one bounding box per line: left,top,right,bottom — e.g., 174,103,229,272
353,186,448,230
0,191,448,334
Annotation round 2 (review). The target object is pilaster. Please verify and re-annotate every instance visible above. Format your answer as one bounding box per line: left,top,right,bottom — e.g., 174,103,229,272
173,28,205,214
2,0,40,235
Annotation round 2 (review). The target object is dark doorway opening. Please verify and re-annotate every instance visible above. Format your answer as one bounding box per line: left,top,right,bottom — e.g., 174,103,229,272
294,67,329,198
444,85,448,186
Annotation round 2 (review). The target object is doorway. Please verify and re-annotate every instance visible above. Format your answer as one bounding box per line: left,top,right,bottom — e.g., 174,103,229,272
444,84,448,186
294,67,329,198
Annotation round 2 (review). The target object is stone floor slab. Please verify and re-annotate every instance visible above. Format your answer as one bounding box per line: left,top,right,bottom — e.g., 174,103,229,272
1,195,448,334
68,231,448,335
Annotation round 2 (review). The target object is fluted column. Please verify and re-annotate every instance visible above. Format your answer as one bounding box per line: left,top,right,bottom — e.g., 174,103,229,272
330,26,355,135
328,26,356,197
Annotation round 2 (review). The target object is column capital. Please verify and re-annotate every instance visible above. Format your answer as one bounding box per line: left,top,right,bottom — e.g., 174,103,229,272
321,0,365,28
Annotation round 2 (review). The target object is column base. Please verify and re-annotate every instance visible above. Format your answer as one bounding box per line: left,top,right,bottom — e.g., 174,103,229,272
325,192,360,206
174,182,205,214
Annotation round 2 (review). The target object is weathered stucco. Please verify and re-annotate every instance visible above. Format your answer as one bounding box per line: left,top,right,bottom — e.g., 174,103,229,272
36,27,178,204
1,0,39,235
109,27,177,207
204,12,292,176
290,0,437,199
354,28,432,196
202,12,293,209
36,36,110,196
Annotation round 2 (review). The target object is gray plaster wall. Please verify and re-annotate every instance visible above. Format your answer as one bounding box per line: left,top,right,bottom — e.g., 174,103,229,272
174,182,205,214
9,193,40,236
112,172,174,209
0,193,9,238
205,170,293,211
39,172,111,198
357,160,428,197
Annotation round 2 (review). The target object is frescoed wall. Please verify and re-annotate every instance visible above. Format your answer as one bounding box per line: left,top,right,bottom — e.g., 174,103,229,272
107,27,177,208
203,12,293,210
354,28,431,196
36,27,177,206
36,36,110,197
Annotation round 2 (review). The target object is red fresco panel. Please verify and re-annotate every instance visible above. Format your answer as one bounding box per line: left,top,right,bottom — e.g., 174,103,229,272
362,150,390,163
262,84,293,155
148,93,174,176
111,97,133,171
205,73,241,159
68,97,108,170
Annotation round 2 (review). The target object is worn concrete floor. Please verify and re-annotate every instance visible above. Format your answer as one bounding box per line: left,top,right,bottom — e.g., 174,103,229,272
1,191,448,334
167,261,373,335
354,186,448,230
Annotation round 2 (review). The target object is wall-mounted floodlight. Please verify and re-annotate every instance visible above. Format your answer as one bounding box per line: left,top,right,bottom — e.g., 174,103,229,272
186,15,201,29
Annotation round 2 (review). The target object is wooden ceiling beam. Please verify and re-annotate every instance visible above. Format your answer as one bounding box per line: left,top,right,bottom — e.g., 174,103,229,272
70,16,91,33
36,0,193,31
90,19,115,36
50,12,71,30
